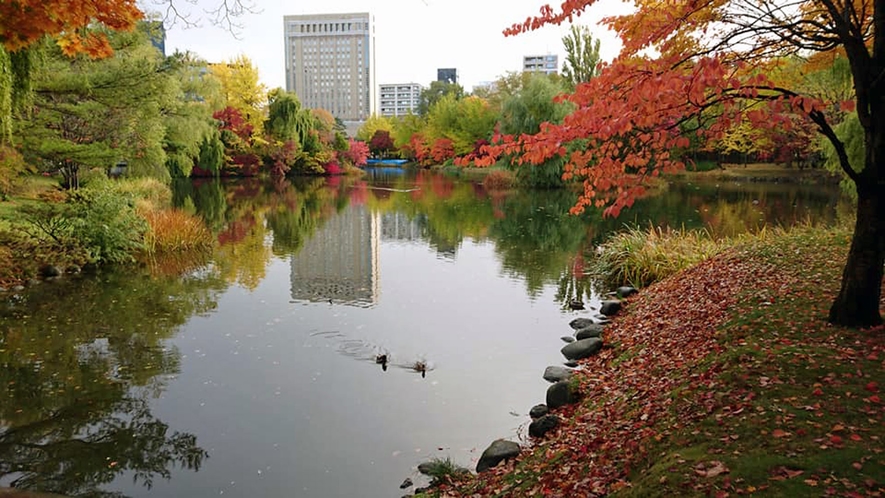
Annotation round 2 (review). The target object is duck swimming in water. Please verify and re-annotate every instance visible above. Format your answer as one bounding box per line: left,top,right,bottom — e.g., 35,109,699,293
375,354,388,371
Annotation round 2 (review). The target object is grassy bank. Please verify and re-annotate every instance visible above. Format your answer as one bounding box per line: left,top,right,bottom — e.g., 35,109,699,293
0,175,213,287
423,223,884,497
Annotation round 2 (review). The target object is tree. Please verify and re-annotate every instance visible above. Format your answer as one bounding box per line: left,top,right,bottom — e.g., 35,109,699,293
369,130,395,158
208,54,266,137
356,114,393,143
16,29,178,186
498,1,883,326
560,25,600,91
418,80,465,116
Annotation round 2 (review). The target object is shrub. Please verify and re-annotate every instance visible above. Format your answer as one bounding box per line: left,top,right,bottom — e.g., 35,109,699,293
419,457,469,483
0,145,32,200
66,185,148,264
141,208,213,255
113,177,171,211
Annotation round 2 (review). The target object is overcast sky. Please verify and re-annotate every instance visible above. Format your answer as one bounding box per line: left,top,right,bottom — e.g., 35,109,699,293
150,0,628,92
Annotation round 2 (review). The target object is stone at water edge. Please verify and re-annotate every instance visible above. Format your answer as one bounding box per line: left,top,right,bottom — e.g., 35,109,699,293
476,439,521,473
529,404,549,419
575,324,604,340
599,300,623,316
561,336,575,343
561,337,603,361
399,477,413,489
617,286,638,298
529,415,560,438
563,361,579,368
543,366,574,383
546,380,576,409
569,317,595,330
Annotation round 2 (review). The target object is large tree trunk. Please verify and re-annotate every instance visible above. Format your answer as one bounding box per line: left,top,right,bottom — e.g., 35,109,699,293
828,180,885,327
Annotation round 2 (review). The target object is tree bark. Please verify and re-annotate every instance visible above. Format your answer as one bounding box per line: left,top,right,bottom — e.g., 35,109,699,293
829,186,885,327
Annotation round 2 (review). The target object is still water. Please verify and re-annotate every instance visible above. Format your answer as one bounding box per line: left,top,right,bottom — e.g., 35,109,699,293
0,169,846,497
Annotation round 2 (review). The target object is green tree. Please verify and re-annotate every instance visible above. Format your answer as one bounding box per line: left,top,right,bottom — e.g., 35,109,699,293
15,29,178,186
425,95,497,156
561,25,601,91
418,80,464,116
356,114,393,143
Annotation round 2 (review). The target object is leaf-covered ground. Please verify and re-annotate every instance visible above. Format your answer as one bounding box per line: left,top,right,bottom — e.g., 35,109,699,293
424,225,885,497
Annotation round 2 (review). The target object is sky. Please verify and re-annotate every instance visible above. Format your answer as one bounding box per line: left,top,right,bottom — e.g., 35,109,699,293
151,0,629,92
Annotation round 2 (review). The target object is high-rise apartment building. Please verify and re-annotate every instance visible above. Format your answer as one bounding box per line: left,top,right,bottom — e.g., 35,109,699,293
378,83,422,117
283,12,375,124
523,54,558,75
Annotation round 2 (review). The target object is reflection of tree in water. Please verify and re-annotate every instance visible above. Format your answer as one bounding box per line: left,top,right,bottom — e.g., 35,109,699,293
0,271,223,496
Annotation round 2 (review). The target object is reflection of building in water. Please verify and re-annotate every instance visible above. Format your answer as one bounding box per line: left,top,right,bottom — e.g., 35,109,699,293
379,212,427,242
290,205,380,307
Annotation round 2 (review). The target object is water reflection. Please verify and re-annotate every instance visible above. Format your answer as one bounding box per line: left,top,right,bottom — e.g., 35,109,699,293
0,272,224,496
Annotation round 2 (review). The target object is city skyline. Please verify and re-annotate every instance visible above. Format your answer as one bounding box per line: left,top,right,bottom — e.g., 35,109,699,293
160,0,626,93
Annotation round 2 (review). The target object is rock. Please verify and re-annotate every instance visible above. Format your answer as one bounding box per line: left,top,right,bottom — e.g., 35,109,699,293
599,300,622,316
476,439,520,472
543,366,575,383
546,381,576,409
12,285,24,292
27,279,40,286
563,361,579,368
593,314,611,324
39,265,62,278
529,404,548,419
575,324,604,340
417,462,434,475
561,338,603,361
569,317,595,330
399,477,413,489
568,300,585,310
617,286,638,298
529,415,560,438
560,336,575,343
67,265,82,274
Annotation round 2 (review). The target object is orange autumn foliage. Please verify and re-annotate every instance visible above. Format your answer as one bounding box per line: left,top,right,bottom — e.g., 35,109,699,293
0,0,143,57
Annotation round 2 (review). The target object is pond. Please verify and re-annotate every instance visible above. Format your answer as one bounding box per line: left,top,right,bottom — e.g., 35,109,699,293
0,170,847,497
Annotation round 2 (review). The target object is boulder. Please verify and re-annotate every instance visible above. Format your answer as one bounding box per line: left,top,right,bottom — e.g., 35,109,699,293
569,317,595,330
617,286,638,298
561,336,575,343
529,404,549,419
476,439,521,472
543,366,574,383
563,361,579,368
599,300,623,316
529,415,560,438
399,477,413,489
561,338,603,361
417,462,434,475
575,324,604,340
39,265,62,278
546,381,576,409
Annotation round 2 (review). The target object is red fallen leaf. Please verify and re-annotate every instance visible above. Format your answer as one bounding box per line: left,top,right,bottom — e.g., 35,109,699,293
829,435,843,445
812,388,824,396
715,491,729,498
772,429,790,438
866,382,879,392
850,433,862,441
869,395,881,403
852,462,863,470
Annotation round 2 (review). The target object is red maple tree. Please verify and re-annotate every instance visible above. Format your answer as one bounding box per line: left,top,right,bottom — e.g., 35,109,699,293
492,0,881,327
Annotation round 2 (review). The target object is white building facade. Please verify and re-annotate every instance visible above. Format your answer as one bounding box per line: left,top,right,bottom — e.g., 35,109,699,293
283,12,376,124
523,54,558,75
378,83,422,117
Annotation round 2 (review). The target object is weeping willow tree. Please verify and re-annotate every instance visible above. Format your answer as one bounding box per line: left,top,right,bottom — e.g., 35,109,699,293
265,88,314,145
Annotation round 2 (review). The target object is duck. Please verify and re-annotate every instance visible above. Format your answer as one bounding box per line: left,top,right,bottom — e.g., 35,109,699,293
375,354,388,371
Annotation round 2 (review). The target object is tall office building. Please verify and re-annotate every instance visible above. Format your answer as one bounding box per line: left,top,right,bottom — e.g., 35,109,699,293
378,83,422,117
283,12,376,125
523,54,558,75
437,68,459,85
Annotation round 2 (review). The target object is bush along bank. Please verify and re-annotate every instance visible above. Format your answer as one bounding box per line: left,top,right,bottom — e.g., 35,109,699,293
417,224,885,497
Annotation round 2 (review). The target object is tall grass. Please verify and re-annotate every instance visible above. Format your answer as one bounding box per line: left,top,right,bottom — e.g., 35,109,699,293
141,208,213,255
114,177,171,211
592,224,757,288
